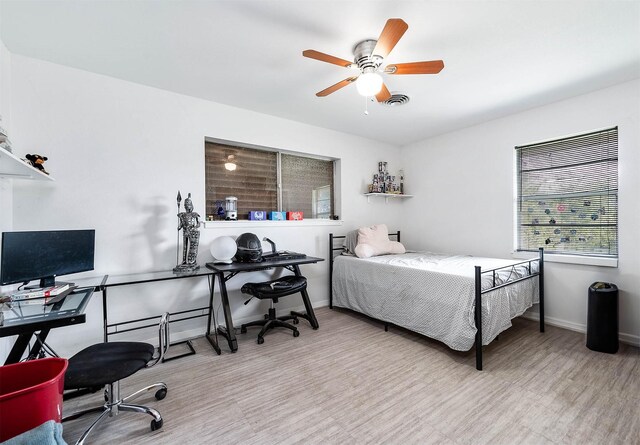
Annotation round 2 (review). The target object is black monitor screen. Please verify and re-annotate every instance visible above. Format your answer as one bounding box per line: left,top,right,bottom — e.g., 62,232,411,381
1,230,95,287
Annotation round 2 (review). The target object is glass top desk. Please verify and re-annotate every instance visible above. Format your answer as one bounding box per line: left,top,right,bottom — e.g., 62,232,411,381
74,268,221,360
0,287,95,364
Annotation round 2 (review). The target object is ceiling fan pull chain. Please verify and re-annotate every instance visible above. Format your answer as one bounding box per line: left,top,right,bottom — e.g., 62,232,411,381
364,96,369,115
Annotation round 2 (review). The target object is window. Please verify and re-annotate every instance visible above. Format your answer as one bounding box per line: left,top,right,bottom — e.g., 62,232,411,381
205,141,335,220
515,127,618,258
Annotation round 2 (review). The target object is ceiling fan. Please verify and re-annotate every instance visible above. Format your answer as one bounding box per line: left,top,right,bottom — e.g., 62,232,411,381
303,18,444,102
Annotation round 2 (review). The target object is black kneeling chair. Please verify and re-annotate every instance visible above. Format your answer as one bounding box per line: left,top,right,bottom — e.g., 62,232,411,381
240,275,308,344
63,313,170,445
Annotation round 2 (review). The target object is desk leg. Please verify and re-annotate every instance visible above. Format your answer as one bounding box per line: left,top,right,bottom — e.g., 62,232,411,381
5,332,34,364
290,265,319,330
27,330,50,360
215,272,238,352
102,287,108,343
205,275,222,355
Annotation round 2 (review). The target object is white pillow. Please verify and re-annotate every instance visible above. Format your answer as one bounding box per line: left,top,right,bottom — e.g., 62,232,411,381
354,224,405,258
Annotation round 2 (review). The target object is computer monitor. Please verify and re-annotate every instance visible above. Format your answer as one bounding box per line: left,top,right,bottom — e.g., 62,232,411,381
0,229,95,288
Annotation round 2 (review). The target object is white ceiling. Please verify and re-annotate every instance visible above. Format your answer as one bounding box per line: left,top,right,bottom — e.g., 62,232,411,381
1,1,639,146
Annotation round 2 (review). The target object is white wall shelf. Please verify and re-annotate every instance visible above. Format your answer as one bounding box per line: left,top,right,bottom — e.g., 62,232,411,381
0,149,53,181
364,193,414,203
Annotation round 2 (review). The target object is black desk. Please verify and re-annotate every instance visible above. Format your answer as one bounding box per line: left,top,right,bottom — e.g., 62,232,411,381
75,269,221,360
206,256,324,352
0,287,95,364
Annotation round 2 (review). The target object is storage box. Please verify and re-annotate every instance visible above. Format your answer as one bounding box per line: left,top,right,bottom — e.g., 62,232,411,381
248,211,267,221
268,211,286,221
0,358,68,442
286,211,304,221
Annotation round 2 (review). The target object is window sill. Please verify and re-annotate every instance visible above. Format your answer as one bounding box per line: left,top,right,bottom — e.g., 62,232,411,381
203,219,343,229
512,251,618,268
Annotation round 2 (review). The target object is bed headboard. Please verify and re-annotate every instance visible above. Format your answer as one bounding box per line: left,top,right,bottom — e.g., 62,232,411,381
328,230,400,309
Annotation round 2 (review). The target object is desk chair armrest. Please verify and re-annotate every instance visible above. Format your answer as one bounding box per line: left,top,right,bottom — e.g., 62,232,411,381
147,312,170,368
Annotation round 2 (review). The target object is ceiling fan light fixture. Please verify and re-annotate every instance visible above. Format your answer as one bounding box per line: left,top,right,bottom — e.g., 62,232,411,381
356,72,383,97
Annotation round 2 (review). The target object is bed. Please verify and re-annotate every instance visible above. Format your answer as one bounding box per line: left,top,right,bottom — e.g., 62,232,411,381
329,231,544,370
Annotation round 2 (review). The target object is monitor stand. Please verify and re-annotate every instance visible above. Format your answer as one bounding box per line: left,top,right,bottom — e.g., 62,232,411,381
25,277,74,290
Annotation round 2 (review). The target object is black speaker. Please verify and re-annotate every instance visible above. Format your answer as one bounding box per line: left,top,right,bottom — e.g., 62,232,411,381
586,282,619,353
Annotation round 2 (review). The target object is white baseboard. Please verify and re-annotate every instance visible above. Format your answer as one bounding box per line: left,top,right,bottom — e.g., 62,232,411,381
522,313,640,347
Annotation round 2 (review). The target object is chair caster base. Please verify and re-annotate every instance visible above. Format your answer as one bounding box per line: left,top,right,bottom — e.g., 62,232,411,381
151,418,163,431
155,388,167,400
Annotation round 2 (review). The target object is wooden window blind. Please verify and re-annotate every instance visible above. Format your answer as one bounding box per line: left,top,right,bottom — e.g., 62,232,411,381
205,142,335,220
281,154,333,218
516,127,618,257
205,142,277,218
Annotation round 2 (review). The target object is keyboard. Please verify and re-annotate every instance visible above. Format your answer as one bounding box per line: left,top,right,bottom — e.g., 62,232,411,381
262,251,307,262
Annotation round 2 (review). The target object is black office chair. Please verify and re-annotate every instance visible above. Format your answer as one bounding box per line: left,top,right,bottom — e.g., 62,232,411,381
62,313,170,445
240,275,307,344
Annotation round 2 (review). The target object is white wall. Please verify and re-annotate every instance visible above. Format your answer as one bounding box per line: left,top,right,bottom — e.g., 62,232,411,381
6,54,404,358
0,21,13,233
0,29,14,361
401,79,640,344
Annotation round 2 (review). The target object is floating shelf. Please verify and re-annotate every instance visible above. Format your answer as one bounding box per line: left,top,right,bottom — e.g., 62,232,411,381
0,149,54,181
364,193,413,203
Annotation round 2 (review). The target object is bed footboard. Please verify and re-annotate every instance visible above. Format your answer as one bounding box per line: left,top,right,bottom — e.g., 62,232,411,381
474,248,544,370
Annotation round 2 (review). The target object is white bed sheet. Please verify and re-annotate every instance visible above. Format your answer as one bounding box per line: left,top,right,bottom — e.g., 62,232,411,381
332,252,539,351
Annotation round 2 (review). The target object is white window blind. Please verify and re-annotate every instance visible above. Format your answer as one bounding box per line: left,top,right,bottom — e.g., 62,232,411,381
516,127,618,257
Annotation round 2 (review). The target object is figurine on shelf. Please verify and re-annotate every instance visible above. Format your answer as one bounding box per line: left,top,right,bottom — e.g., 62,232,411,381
174,193,201,272
368,161,403,194
25,154,49,175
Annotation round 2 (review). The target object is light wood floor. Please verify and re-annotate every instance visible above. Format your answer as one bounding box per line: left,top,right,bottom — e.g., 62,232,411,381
62,307,640,444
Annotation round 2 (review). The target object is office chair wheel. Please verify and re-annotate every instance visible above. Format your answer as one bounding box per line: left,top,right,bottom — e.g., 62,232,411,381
292,317,299,324
257,336,265,345
240,326,247,334
155,388,167,400
150,418,163,431
293,330,300,337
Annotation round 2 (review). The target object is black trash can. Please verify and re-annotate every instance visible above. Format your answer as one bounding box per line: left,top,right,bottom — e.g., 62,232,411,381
587,282,619,353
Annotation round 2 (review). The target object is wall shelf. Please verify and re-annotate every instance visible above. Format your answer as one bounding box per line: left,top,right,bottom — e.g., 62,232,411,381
0,149,53,181
364,193,413,203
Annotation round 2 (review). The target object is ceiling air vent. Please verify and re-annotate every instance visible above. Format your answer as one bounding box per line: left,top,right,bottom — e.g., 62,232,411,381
380,93,410,106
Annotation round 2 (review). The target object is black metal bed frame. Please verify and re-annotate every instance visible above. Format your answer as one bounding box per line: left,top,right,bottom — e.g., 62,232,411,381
328,231,545,370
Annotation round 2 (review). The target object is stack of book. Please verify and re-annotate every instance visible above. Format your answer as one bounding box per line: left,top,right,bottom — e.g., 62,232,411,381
10,283,74,305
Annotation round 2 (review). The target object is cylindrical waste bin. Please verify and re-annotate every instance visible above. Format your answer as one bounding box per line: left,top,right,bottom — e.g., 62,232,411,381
587,282,618,353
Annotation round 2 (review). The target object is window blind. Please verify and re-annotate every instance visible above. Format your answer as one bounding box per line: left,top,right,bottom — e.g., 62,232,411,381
205,142,335,220
516,127,618,257
205,142,277,218
281,154,333,218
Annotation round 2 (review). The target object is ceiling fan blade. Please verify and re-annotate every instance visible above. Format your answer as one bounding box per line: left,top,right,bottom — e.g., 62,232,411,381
372,19,408,58
303,50,353,68
385,60,445,75
375,83,392,102
316,77,358,97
